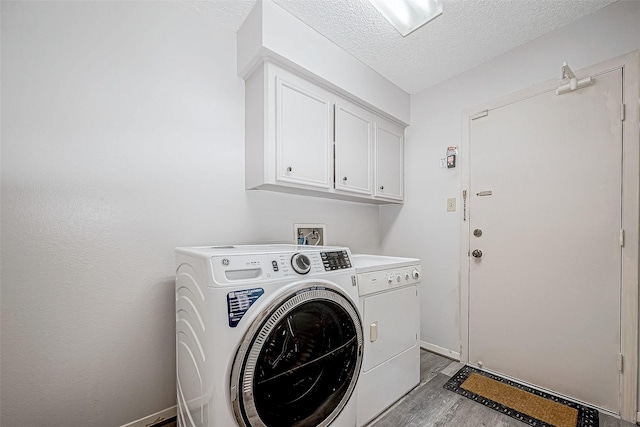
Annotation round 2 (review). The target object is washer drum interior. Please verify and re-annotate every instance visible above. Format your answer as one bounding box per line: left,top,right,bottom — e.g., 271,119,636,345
231,285,363,427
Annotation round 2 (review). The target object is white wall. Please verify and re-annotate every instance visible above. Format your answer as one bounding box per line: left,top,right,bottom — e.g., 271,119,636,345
381,0,640,356
0,2,381,426
237,0,410,124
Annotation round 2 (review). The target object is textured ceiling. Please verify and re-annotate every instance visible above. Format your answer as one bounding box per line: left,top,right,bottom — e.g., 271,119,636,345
183,0,616,94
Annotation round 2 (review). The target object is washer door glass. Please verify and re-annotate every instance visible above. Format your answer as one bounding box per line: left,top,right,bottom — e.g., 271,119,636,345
232,286,363,427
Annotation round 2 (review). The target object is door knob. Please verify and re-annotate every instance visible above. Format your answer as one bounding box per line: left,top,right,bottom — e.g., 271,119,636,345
472,249,483,258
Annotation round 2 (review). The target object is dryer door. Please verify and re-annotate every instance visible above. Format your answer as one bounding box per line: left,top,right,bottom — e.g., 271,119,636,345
231,285,363,427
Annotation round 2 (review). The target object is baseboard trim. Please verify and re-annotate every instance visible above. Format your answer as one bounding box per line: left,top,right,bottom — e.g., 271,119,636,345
420,341,461,361
120,406,177,427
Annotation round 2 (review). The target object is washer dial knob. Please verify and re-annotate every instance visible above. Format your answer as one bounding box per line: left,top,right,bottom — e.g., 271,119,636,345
291,253,311,275
412,269,420,280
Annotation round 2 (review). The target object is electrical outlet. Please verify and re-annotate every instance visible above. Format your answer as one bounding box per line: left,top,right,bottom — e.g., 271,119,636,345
294,224,326,246
447,198,456,212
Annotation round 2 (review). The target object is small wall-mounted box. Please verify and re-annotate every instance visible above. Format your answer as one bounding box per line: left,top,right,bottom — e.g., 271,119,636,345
294,224,326,245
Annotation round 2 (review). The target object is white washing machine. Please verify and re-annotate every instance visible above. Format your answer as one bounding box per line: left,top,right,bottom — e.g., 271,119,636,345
351,254,422,427
175,244,363,427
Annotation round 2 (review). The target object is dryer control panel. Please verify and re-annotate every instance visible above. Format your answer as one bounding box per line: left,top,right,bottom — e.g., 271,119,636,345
357,265,422,296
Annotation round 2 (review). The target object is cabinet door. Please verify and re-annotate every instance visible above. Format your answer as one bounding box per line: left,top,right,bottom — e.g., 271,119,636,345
276,76,333,189
334,102,373,195
375,120,404,201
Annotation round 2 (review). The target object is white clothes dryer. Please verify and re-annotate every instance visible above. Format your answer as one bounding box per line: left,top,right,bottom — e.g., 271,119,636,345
351,254,422,427
175,244,363,427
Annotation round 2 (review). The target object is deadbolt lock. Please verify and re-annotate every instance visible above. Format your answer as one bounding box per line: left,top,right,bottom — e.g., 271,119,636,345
472,249,483,258
473,229,483,237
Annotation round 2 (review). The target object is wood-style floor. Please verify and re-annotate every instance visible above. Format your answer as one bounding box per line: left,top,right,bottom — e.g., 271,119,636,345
368,350,637,427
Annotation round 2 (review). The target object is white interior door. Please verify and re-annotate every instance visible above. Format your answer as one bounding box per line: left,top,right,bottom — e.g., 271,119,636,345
468,68,623,412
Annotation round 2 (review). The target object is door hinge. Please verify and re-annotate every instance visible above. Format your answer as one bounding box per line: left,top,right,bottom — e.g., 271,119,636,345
463,190,467,221
618,353,623,372
471,110,488,120
333,104,337,142
620,229,625,247
621,103,625,121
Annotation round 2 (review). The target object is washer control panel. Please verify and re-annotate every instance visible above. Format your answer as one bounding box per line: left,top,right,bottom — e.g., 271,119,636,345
320,250,352,271
210,249,354,284
357,265,422,296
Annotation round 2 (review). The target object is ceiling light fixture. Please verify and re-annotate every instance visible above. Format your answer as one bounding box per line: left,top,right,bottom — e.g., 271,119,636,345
368,0,443,37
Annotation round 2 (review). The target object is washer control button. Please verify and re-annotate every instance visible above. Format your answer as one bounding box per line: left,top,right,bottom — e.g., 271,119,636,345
291,253,311,275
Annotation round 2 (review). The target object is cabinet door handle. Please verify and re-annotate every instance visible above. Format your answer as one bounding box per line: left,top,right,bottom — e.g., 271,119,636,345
287,166,292,172
379,185,384,190
343,176,348,181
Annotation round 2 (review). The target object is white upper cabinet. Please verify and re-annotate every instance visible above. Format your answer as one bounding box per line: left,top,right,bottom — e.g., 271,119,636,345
334,101,373,196
375,119,404,202
245,61,405,204
275,75,333,189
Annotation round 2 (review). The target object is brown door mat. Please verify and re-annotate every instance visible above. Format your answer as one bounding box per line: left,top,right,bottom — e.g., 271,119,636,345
443,366,598,427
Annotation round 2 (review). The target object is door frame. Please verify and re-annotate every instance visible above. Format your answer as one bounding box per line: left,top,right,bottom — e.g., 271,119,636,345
459,51,640,422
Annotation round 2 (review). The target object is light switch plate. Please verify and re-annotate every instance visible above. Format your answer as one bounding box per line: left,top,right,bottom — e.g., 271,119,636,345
447,198,456,212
